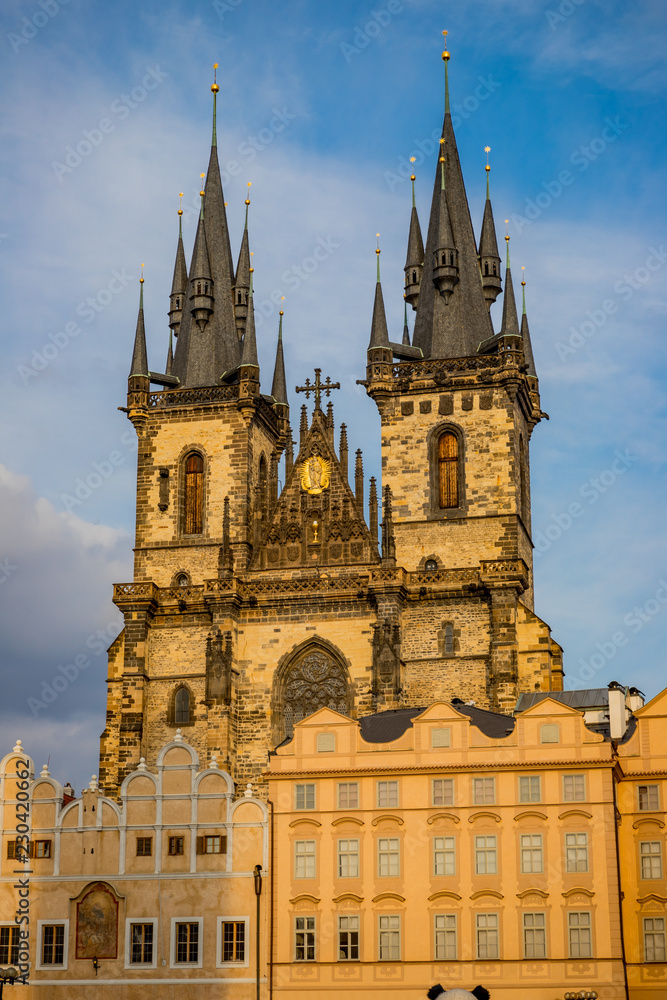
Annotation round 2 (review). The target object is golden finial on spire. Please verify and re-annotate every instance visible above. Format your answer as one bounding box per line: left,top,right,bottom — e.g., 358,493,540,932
410,155,416,182
280,295,285,317
178,192,183,216
505,219,510,243
245,181,251,206
439,137,445,163
200,172,205,198
442,29,450,61
211,63,219,94
140,263,144,284
521,265,526,286
376,233,381,256
484,146,491,173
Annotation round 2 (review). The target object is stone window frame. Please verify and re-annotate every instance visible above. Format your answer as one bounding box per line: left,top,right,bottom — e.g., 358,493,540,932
437,620,460,658
426,421,467,521
271,637,354,746
168,684,196,728
177,445,208,540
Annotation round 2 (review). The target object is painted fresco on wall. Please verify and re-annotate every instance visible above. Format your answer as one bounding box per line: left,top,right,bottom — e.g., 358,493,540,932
75,882,119,959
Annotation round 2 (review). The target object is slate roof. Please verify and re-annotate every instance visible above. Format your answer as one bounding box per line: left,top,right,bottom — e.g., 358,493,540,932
516,689,613,712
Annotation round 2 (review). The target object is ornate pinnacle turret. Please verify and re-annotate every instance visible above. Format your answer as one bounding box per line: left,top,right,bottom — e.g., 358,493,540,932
189,178,214,331
520,268,537,377
402,296,411,346
165,329,174,376
271,307,288,406
168,195,188,335
432,143,459,301
404,161,424,309
233,183,252,339
500,227,520,340
240,269,258,367
479,147,502,309
130,269,149,377
368,237,390,349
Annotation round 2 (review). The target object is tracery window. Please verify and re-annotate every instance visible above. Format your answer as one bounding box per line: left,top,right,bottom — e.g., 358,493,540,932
183,453,204,534
174,687,191,725
438,432,459,509
281,648,350,740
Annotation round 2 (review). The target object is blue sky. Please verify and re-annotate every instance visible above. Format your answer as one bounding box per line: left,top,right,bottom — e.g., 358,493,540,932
1,0,666,790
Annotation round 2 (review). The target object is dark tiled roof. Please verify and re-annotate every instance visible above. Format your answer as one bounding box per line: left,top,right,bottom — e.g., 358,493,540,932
359,703,515,744
454,703,515,738
516,689,611,712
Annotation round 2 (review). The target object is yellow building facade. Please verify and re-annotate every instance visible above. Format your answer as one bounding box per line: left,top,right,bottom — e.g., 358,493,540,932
267,699,631,999
0,735,268,998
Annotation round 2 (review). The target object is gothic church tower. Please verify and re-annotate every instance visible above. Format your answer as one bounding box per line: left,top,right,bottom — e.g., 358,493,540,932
100,55,562,798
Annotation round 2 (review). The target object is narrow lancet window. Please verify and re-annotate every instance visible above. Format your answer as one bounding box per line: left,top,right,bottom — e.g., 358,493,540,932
174,687,190,725
438,432,459,509
184,453,204,534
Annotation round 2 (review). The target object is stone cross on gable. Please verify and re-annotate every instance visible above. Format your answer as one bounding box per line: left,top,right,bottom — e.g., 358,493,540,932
295,368,340,411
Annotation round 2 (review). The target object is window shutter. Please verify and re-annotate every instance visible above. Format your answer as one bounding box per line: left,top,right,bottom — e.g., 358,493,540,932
7,841,15,860
221,835,227,854
29,842,35,859
438,433,459,509
196,837,204,855
184,454,204,534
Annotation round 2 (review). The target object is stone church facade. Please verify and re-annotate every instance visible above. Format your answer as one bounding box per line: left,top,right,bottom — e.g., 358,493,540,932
99,51,563,799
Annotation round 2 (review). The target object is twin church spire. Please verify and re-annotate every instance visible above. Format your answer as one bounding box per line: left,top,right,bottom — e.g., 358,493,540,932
129,67,288,417
371,34,537,374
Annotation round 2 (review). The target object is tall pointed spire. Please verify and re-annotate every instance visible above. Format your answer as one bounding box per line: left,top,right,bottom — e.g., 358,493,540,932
500,227,521,339
165,328,174,376
189,179,215,332
411,34,493,359
520,267,537,377
211,63,219,147
404,161,424,309
402,296,411,346
368,237,390,349
240,269,258,367
432,144,459,301
271,307,288,406
130,268,149,377
479,147,502,309
168,195,189,335
234,183,252,339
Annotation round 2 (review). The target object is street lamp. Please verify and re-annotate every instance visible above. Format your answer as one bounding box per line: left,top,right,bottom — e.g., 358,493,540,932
0,967,19,998
254,864,263,1000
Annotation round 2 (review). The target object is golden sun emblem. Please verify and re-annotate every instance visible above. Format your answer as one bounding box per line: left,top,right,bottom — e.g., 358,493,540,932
300,455,331,495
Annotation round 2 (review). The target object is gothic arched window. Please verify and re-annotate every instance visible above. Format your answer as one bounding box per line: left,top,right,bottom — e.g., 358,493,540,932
279,647,350,740
183,453,204,535
174,687,191,725
438,432,459,509
443,624,454,654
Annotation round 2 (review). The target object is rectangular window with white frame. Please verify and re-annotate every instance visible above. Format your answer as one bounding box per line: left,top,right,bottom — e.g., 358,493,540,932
434,914,457,960
337,838,359,878
338,782,359,809
563,774,586,802
523,912,546,959
638,784,660,811
295,916,316,961
170,917,203,968
125,918,158,969
640,841,663,880
338,915,359,961
295,783,316,810
433,836,456,876
432,778,454,807
475,835,497,875
216,917,249,967
377,837,400,877
565,833,589,873
472,777,495,805
568,911,592,958
520,834,544,874
0,924,21,966
644,917,666,962
36,920,69,970
294,840,316,879
378,915,400,960
475,913,499,959
518,775,541,803
377,780,399,808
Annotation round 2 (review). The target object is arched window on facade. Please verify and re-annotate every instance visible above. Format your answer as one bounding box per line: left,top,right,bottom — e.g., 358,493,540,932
174,687,191,725
278,646,350,741
438,432,459,509
443,623,454,654
183,453,204,534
